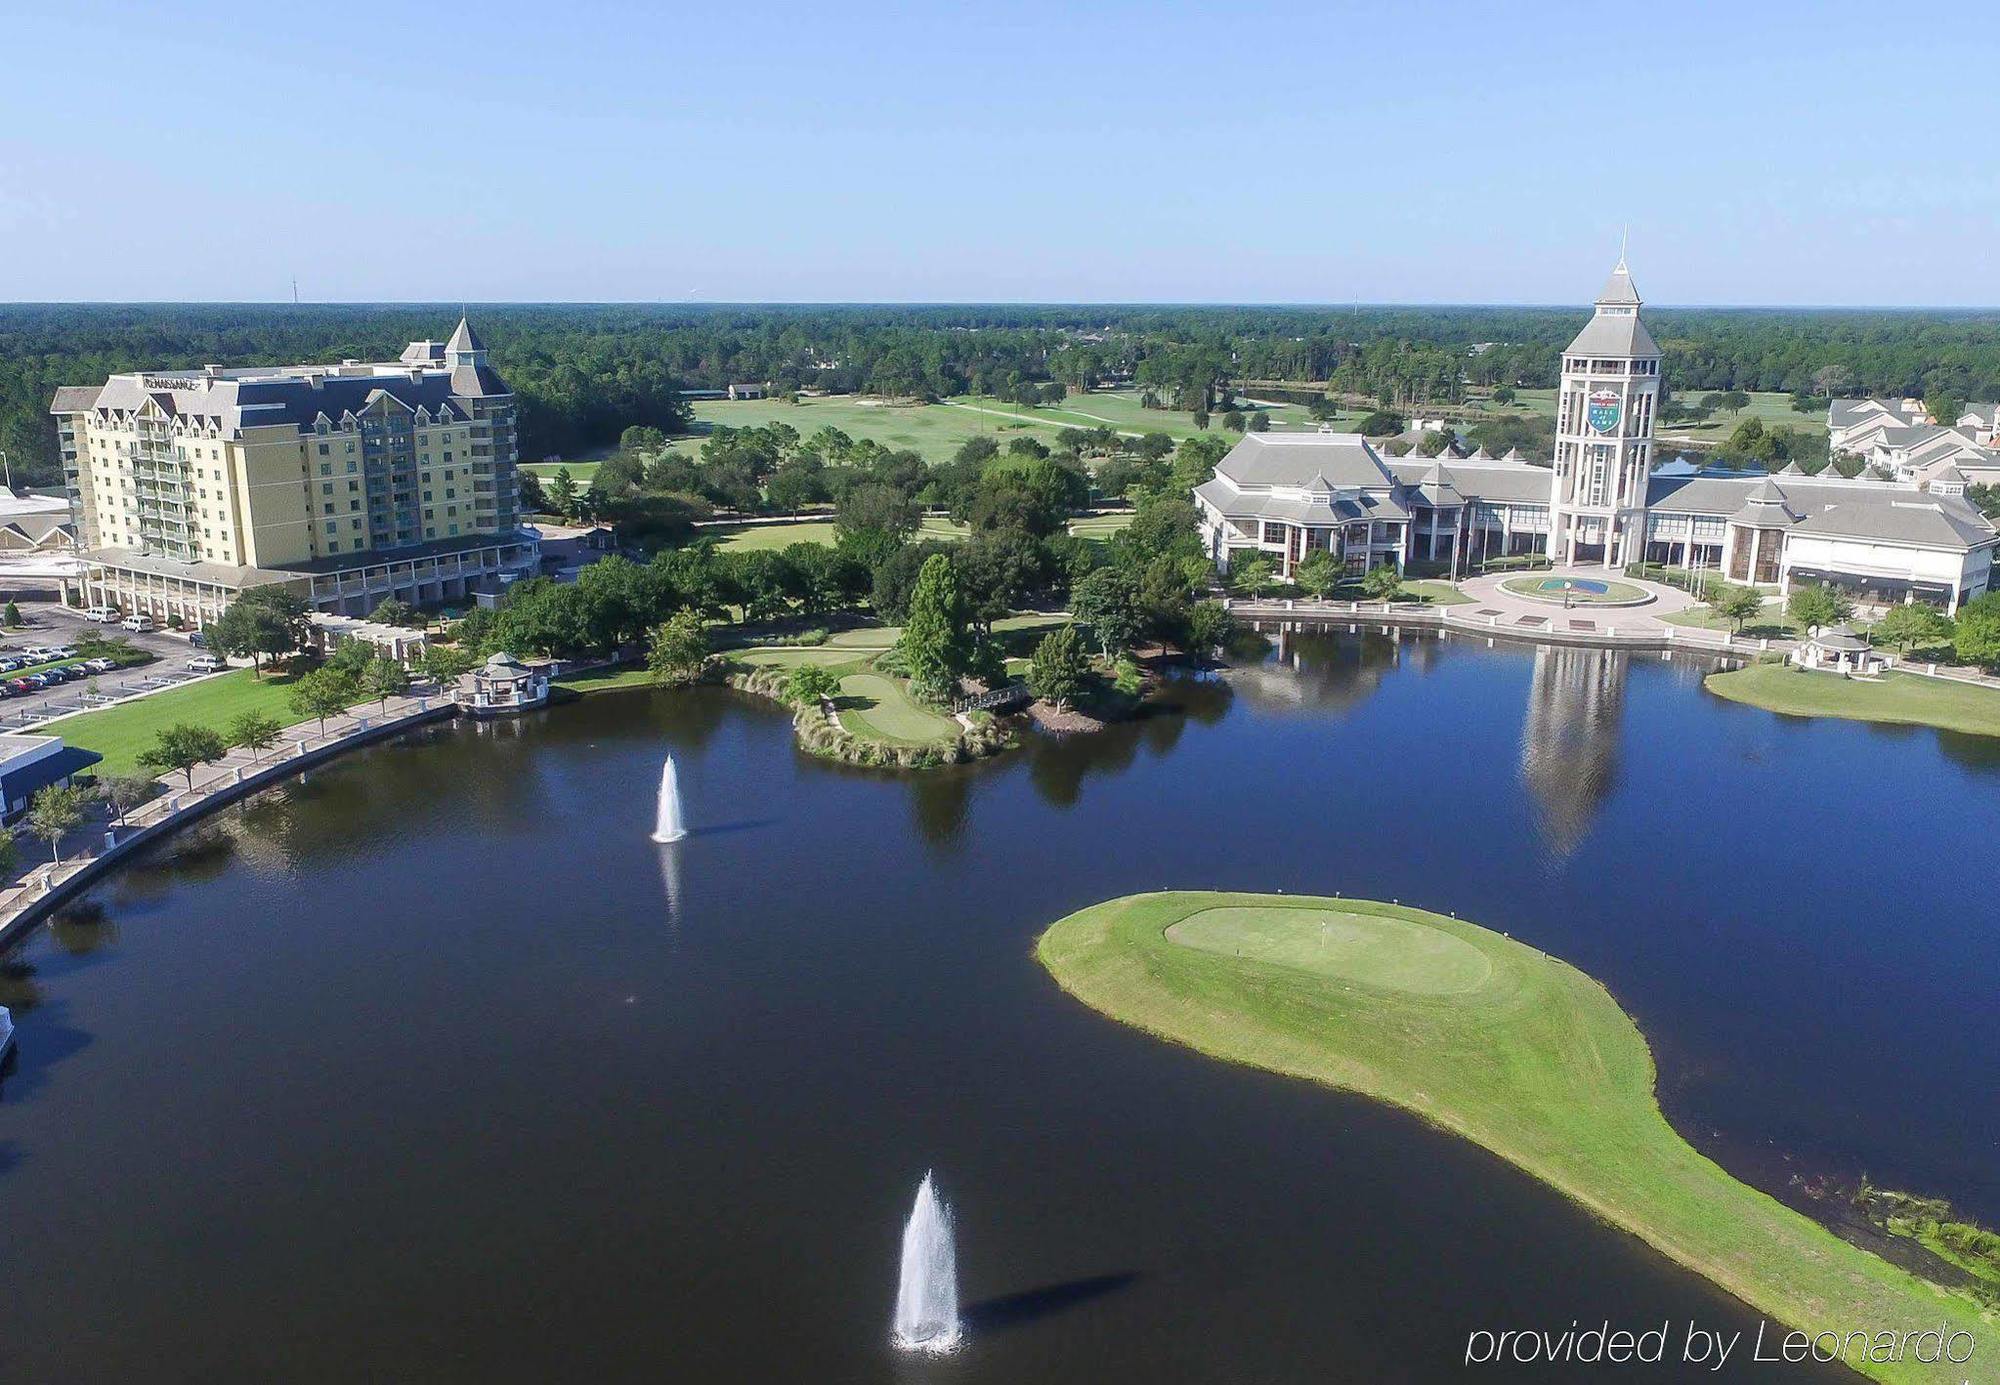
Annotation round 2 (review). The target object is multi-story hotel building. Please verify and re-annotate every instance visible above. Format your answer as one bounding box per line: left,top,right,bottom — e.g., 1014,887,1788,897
49,319,537,627
1193,262,2000,612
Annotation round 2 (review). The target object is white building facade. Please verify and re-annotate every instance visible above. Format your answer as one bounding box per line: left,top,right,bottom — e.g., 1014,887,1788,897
1191,262,1999,612
1548,260,1660,568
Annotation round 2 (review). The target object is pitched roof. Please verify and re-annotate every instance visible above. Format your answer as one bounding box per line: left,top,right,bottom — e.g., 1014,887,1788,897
48,385,102,415
1213,433,1397,489
1647,474,1998,549
1595,258,1641,306
1566,309,1660,358
446,317,486,355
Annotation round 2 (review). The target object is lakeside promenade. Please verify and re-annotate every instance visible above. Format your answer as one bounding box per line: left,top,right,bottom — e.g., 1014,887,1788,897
0,690,454,949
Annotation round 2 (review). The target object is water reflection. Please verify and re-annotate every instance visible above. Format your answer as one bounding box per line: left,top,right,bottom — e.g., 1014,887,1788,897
656,843,684,927
909,770,974,847
1231,622,1398,715
1521,644,1628,861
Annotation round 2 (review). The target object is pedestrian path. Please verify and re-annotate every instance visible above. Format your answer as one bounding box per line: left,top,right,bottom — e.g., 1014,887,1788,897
0,689,452,945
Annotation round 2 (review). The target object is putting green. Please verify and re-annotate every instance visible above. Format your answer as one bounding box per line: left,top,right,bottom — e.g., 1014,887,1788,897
1166,907,1491,994
1036,892,1990,1384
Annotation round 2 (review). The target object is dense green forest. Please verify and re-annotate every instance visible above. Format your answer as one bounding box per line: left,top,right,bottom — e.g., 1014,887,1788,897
5,302,1998,488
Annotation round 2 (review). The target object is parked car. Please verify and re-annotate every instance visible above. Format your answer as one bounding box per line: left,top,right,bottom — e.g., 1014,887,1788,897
187,630,207,647
19,675,48,690
120,615,154,632
0,658,20,674
82,658,117,673
21,646,55,661
82,607,118,623
187,654,224,674
47,646,77,660
5,679,31,694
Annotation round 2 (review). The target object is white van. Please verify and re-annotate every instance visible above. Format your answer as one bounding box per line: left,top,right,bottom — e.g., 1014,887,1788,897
121,614,154,633
83,606,118,623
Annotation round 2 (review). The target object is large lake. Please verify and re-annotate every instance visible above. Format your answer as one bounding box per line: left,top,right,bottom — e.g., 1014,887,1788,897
3,627,1993,1383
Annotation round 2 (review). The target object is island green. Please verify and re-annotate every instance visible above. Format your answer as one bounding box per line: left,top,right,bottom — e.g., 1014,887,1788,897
1036,891,1990,1384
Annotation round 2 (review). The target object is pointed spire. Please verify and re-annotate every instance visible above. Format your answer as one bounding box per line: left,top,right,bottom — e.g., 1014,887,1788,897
446,316,486,358
1595,255,1641,307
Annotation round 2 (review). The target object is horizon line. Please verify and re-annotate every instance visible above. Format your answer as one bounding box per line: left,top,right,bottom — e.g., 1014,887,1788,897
5,298,2000,313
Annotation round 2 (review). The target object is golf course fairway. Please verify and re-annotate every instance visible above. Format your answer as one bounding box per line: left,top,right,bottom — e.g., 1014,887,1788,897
1035,892,1992,1383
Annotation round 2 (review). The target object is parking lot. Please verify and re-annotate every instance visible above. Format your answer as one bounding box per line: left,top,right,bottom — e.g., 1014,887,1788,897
0,603,224,732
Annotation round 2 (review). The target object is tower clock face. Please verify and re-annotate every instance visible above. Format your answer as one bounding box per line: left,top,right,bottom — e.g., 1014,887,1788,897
1587,388,1622,434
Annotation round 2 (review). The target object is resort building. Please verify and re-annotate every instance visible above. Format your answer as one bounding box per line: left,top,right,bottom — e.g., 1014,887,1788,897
48,320,536,628
1828,397,2000,459
1192,262,2000,612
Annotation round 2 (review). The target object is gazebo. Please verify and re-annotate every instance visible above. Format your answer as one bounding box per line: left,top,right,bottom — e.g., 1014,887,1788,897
1789,623,1882,676
455,651,551,716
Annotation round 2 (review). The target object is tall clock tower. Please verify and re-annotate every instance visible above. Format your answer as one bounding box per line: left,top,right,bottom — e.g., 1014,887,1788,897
1549,259,1661,568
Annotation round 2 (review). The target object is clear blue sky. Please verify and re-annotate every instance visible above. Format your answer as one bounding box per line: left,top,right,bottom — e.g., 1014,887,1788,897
5,0,1996,305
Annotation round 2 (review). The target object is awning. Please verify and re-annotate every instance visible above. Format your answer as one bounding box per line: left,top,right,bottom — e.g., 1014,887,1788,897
0,745,104,806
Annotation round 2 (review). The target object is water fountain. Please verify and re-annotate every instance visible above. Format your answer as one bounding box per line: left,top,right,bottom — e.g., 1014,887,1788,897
892,1171,962,1354
650,755,686,843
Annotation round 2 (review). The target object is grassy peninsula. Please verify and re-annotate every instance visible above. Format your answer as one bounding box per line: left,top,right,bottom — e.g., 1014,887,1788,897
1036,891,1992,1383
1706,664,2000,740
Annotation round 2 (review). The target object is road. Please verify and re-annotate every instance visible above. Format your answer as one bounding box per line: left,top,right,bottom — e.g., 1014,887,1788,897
0,604,221,733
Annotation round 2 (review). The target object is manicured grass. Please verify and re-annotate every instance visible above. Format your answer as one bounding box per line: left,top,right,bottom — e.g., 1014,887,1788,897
1705,664,2000,738
1664,603,1801,638
553,666,658,695
43,668,303,777
705,516,967,553
1037,892,1986,1384
706,520,838,552
955,391,1323,440
1068,511,1135,540
521,460,602,484
1398,579,1472,605
689,396,1054,465
835,672,959,744
732,647,862,668
1500,574,1649,604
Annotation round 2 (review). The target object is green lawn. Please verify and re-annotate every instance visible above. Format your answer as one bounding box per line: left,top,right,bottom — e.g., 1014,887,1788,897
552,666,658,695
1068,511,1136,540
1038,892,1987,1385
954,391,1325,440
1398,579,1472,605
835,672,960,744
43,668,304,777
520,460,602,485
688,396,1056,465
705,516,967,553
1664,603,1801,639
1705,664,2000,738
706,520,838,552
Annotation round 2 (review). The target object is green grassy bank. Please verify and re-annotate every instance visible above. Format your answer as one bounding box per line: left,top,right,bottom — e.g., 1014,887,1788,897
1706,664,2000,740
1036,892,1991,1383
43,669,303,777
